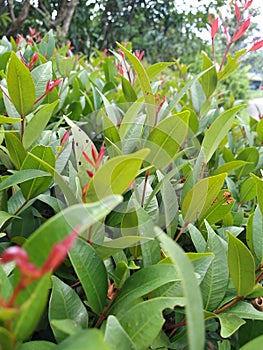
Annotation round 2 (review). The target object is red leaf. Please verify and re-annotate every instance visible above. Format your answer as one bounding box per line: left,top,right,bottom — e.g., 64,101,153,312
234,2,240,21
232,18,250,42
248,40,263,52
245,0,253,10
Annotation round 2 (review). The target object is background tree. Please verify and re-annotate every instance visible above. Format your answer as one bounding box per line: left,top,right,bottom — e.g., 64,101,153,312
1,0,226,62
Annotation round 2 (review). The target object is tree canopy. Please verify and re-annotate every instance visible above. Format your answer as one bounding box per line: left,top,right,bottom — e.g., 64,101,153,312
1,0,225,61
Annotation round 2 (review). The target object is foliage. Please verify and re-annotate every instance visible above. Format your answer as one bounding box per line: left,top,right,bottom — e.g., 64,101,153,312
0,0,227,62
0,1,263,349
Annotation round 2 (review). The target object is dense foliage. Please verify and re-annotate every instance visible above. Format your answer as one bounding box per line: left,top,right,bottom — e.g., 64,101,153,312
1,1,263,349
0,0,226,61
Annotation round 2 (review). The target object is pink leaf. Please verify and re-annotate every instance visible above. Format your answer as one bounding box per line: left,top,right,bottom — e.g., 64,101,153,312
232,18,250,42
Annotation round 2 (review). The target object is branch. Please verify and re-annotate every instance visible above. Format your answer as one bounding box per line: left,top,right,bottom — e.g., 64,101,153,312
7,0,31,37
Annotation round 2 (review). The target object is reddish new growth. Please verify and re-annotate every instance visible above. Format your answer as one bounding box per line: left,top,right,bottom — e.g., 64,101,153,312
208,0,263,70
34,78,63,104
116,46,145,85
0,230,78,308
20,52,38,70
16,28,42,46
81,143,105,201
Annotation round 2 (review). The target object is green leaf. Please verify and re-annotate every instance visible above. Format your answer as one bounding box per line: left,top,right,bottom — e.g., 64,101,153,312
69,238,108,315
199,104,245,164
0,327,14,350
49,276,89,342
212,160,251,176
198,189,235,228
104,315,137,350
13,274,51,342
157,230,205,350
199,51,217,98
50,319,82,337
227,232,255,296
31,61,52,100
145,62,174,81
240,177,256,203
0,264,12,301
200,222,229,311
251,206,263,262
160,66,213,120
118,297,184,350
224,301,263,321
20,145,55,199
217,50,246,81
0,115,21,124
251,173,263,217
145,111,189,169
103,114,122,157
6,51,36,116
0,169,51,192
57,56,75,78
117,43,156,128
16,341,56,350
235,147,259,177
240,335,263,350
21,196,122,268
121,76,137,102
181,173,227,223
0,210,18,230
110,264,180,314
217,313,245,338
23,101,59,149
4,132,26,169
85,149,149,202
56,329,112,350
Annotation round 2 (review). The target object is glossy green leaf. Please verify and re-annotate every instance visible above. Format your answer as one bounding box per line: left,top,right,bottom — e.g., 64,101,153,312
213,160,251,176
187,224,206,252
0,169,51,192
199,51,217,98
117,43,156,128
118,100,144,140
85,149,149,202
227,232,255,296
6,51,36,116
23,151,79,205
20,145,55,199
240,177,256,203
0,327,14,350
199,104,244,164
103,114,122,157
217,313,245,338
0,115,21,124
121,76,137,102
16,341,56,350
145,62,174,81
23,101,59,149
4,132,26,169
110,264,180,314
200,222,229,311
0,264,12,303
240,335,263,350
190,80,206,114
104,315,137,350
50,319,82,337
217,50,246,81
31,61,52,100
69,238,108,315
251,206,263,262
21,196,122,268
56,329,112,350
236,147,259,177
157,230,205,350
49,276,89,342
251,173,263,217
160,66,213,119
224,301,263,320
145,111,189,169
181,173,227,223
118,297,184,350
57,56,75,78
13,274,51,341
0,210,18,230
198,189,235,227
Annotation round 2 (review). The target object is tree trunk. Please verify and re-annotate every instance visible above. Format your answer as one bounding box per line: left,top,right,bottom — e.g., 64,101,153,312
6,0,31,37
